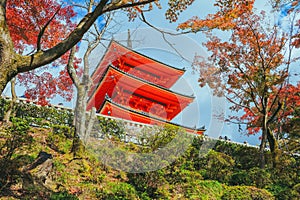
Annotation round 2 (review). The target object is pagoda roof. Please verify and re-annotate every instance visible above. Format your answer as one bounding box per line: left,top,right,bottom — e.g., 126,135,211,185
89,40,186,95
99,98,205,135
87,65,194,121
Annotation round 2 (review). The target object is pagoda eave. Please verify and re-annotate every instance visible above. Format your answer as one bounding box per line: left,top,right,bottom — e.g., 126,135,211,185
99,99,205,135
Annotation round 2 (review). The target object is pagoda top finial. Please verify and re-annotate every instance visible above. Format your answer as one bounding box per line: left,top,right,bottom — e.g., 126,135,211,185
127,29,132,49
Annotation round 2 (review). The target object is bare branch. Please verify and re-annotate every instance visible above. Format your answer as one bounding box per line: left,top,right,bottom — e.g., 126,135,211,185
139,12,193,36
70,3,88,10
138,12,196,63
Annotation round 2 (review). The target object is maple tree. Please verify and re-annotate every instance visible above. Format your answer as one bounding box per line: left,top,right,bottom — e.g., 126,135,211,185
0,0,197,96
179,0,300,167
6,0,80,105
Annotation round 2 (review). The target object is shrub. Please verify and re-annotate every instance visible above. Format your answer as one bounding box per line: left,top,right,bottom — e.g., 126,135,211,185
214,141,261,169
229,170,253,186
183,180,223,200
127,170,167,198
268,183,300,200
97,182,138,200
203,150,235,183
248,167,272,188
222,186,274,200
95,116,126,141
52,124,73,138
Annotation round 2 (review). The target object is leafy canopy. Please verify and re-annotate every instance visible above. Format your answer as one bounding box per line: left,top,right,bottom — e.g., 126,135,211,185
6,0,80,105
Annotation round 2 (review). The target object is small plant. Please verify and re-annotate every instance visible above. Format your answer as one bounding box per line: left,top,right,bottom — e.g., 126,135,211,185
0,117,32,160
50,191,79,200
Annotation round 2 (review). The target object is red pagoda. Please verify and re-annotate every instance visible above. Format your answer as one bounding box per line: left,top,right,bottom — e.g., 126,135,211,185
87,40,205,134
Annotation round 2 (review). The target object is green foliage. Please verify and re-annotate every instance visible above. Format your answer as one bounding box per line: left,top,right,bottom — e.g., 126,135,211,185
271,154,299,188
50,191,79,200
0,97,74,126
127,170,168,199
203,150,235,183
214,141,261,169
0,99,298,199
47,125,73,153
249,167,272,188
169,168,203,184
267,183,300,199
97,182,138,200
182,180,223,200
140,124,178,150
222,186,275,200
95,116,126,141
229,170,253,186
52,124,73,138
0,117,32,160
0,98,9,120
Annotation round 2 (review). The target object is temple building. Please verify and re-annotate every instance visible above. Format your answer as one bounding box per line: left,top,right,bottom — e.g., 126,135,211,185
87,40,205,134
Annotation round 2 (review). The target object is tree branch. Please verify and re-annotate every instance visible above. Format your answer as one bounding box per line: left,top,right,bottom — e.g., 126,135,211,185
103,0,155,13
18,0,109,73
226,96,256,116
139,11,197,62
267,101,282,124
67,46,80,87
139,11,193,36
37,5,61,51
17,0,156,74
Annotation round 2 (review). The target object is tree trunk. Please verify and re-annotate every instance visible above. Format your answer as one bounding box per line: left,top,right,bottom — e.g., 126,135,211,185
3,77,16,122
0,0,18,95
71,86,86,157
75,86,86,138
259,114,268,169
71,84,96,157
267,127,280,168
